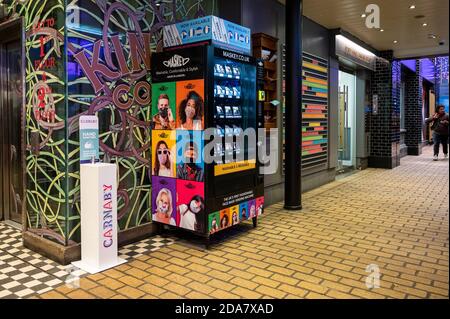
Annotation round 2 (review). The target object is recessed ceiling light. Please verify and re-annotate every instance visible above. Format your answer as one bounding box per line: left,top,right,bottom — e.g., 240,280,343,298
393,40,398,44
361,13,367,18
409,5,416,9
380,29,385,32
422,23,428,27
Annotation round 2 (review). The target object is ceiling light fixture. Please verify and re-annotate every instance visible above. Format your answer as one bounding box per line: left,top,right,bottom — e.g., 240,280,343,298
380,29,384,32
428,34,437,39
393,40,398,44
361,13,367,18
409,5,416,9
422,23,428,27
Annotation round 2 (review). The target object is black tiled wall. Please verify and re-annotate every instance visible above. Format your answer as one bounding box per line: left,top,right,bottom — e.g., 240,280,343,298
368,50,401,169
404,60,424,155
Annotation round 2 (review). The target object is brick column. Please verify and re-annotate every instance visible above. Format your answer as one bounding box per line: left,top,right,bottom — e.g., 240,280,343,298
368,50,401,169
434,57,440,104
404,59,424,155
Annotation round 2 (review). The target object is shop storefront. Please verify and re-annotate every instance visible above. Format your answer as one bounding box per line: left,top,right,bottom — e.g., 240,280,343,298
0,0,217,264
2,0,336,264
332,31,377,172
1,0,445,266
223,1,340,205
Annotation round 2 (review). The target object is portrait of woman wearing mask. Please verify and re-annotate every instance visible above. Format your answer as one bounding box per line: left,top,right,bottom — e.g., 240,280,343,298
179,195,205,232
154,140,174,177
179,91,203,130
249,204,256,218
210,217,219,234
232,211,239,226
257,203,263,216
154,188,176,225
220,214,229,229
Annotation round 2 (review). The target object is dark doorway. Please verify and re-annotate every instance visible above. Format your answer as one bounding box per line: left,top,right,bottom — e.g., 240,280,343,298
0,18,25,225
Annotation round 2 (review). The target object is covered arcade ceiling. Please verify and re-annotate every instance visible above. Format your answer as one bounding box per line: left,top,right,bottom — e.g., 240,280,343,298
278,0,449,59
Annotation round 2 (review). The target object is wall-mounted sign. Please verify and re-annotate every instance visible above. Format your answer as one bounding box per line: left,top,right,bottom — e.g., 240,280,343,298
151,46,205,82
79,115,99,163
373,94,379,115
163,15,251,55
335,35,376,71
215,47,254,63
258,90,266,102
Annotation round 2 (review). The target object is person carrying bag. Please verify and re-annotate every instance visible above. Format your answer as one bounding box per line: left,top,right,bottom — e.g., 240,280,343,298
425,105,449,161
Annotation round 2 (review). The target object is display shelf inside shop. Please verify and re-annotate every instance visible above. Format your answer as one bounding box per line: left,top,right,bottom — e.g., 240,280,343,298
252,33,279,130
302,51,329,171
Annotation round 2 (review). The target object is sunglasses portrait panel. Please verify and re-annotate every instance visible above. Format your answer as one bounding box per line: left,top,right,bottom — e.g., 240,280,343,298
152,130,176,178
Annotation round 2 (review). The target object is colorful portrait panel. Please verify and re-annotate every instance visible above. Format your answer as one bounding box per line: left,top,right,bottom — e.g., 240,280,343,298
152,130,176,178
152,177,177,226
152,82,176,130
208,211,220,234
176,180,205,233
176,79,205,130
176,130,204,182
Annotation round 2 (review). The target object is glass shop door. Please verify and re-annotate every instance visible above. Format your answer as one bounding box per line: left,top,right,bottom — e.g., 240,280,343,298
337,70,356,171
0,25,24,225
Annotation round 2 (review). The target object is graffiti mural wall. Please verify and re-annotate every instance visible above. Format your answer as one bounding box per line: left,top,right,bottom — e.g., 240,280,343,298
4,0,68,244
4,0,216,246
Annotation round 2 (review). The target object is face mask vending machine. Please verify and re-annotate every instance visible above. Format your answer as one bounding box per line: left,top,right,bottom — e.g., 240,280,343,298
150,16,264,246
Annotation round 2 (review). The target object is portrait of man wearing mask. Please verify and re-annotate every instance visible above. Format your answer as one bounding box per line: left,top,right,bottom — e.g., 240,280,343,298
177,141,204,182
153,94,175,130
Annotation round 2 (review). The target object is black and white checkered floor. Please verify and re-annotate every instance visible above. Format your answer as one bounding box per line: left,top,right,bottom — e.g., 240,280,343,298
0,223,176,299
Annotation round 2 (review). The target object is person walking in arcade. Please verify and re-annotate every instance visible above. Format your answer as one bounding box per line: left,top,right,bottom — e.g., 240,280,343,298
426,105,449,161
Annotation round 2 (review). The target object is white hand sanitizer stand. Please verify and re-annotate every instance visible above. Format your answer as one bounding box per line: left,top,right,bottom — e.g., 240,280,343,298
72,163,127,274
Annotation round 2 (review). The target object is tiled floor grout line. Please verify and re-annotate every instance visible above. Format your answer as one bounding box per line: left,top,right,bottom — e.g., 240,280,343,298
0,223,178,299
2,146,448,299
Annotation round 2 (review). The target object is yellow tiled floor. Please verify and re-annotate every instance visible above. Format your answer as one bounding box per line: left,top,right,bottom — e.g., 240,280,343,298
41,147,449,299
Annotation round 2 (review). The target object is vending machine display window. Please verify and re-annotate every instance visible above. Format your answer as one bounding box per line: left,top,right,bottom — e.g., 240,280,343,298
215,106,225,119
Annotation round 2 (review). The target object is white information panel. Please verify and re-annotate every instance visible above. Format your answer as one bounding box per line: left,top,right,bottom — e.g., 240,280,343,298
72,163,126,274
